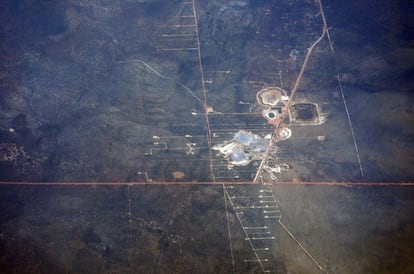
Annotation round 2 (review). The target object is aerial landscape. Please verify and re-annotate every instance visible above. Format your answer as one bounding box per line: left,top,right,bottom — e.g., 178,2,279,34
0,0,413,273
